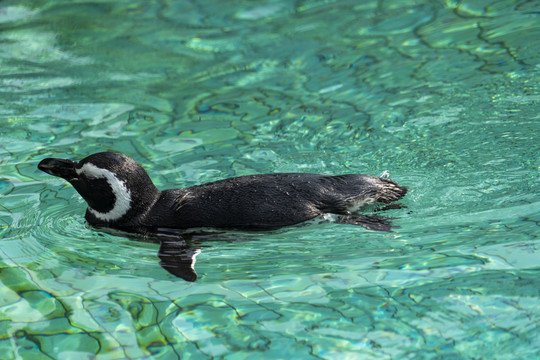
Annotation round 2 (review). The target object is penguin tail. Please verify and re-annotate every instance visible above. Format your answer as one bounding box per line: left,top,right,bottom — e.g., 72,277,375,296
376,177,408,204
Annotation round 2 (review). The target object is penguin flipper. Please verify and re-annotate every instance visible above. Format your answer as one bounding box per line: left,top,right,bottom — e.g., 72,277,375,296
335,214,396,232
157,237,200,282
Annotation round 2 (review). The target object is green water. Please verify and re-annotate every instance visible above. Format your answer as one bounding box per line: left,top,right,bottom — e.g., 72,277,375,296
1,0,539,358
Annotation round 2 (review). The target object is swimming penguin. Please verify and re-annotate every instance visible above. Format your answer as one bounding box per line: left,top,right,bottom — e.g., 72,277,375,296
38,152,407,281
38,152,407,233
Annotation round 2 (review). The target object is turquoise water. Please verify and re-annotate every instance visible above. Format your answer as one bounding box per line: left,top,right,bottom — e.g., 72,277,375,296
1,0,539,358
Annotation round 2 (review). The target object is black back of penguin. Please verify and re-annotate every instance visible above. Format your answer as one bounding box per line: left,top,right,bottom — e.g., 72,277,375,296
142,173,406,230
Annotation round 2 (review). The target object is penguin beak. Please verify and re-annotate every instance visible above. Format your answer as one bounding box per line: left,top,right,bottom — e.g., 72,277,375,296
38,158,78,181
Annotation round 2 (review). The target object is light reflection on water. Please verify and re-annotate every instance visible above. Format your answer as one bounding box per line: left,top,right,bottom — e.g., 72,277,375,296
0,0,539,359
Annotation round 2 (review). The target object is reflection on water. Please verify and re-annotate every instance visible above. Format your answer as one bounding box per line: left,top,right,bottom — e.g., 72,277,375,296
123,206,405,283
1,0,539,359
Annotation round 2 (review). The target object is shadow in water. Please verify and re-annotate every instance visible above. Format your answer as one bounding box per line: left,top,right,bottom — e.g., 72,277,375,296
93,206,407,282
109,210,406,281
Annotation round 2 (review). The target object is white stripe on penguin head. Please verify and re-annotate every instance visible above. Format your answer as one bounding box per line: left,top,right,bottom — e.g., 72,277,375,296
76,163,132,221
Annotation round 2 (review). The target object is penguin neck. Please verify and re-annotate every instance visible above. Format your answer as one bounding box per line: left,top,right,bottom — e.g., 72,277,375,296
139,188,191,229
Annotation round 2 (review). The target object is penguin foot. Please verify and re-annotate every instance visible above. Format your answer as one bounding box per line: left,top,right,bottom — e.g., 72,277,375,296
373,203,407,212
335,214,396,232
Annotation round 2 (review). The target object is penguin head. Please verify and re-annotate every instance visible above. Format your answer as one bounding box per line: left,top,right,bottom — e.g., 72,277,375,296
38,152,159,226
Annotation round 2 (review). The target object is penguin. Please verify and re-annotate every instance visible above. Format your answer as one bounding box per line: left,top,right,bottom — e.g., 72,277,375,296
38,152,407,233
38,151,407,233
38,152,408,281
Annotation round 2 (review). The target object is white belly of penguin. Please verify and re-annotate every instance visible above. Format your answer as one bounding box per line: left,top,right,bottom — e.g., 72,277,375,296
345,196,377,214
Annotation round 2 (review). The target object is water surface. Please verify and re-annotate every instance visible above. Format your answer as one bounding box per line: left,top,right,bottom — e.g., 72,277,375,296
1,0,539,359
